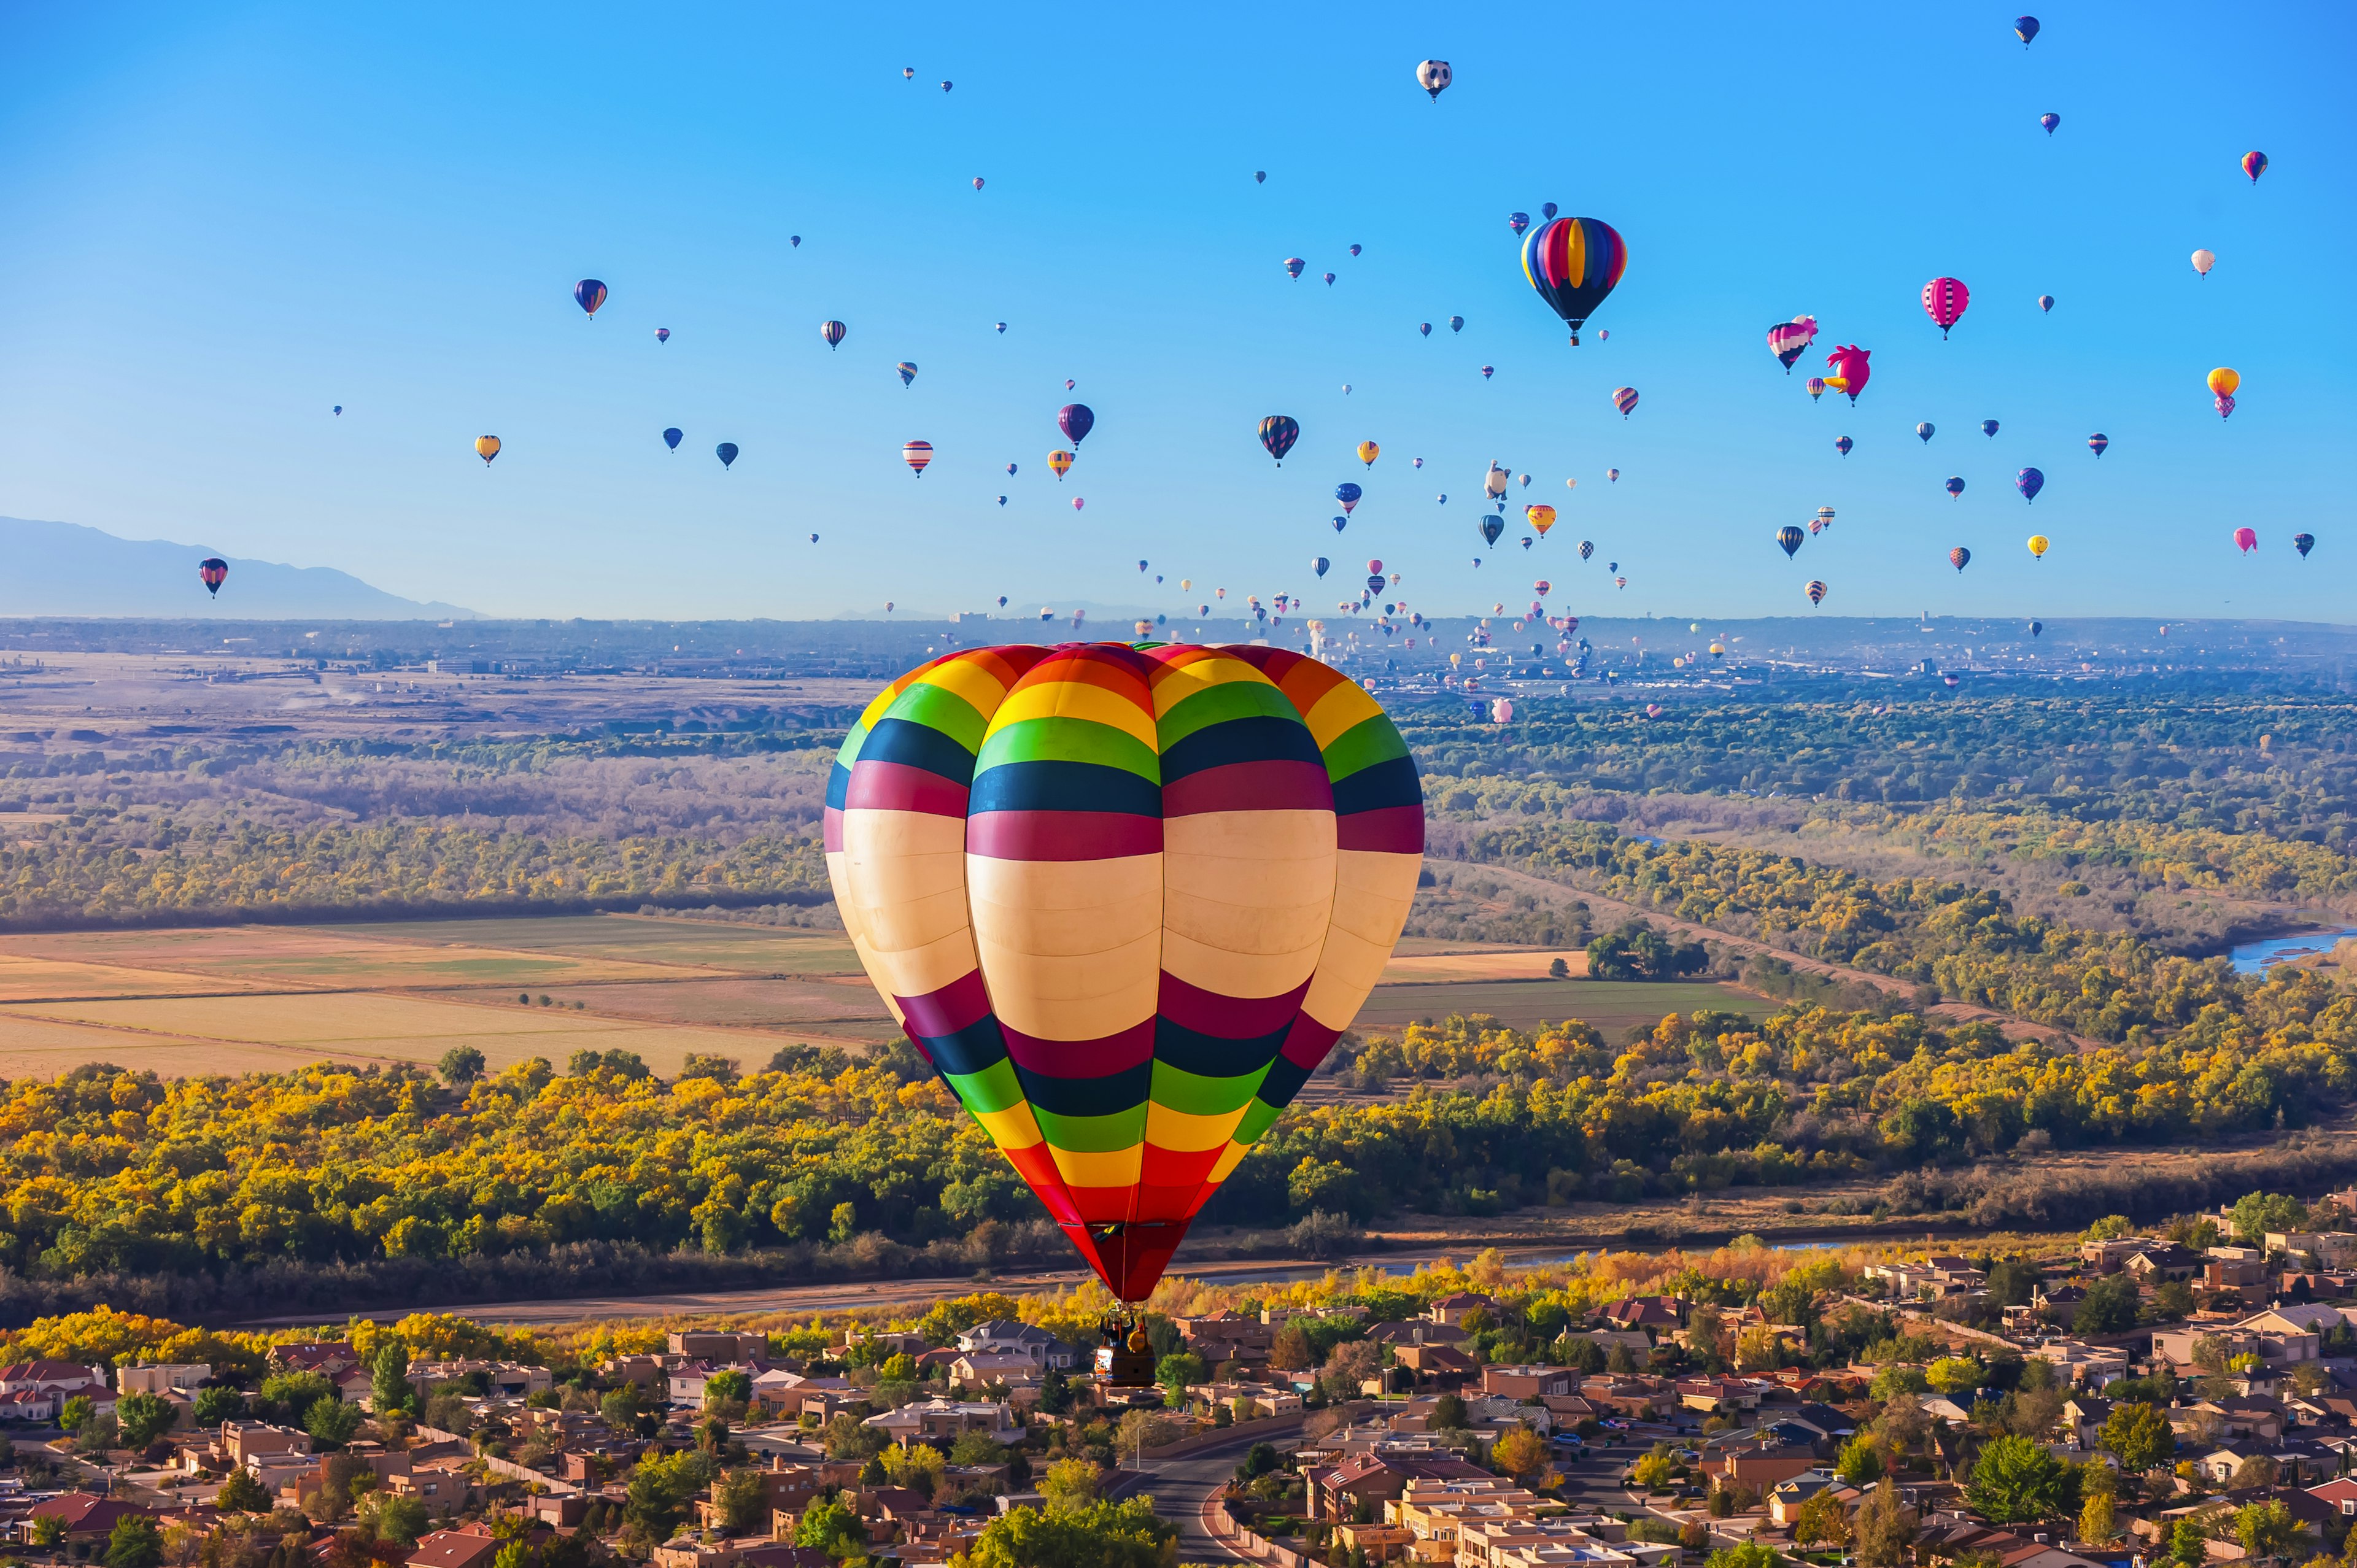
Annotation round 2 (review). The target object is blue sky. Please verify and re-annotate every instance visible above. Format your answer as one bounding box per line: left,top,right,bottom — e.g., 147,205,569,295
0,2,2348,621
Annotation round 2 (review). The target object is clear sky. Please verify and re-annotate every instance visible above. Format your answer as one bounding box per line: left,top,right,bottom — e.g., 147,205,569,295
0,2,2349,622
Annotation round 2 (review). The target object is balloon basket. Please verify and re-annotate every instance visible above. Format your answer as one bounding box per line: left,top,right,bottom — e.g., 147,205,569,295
1093,1313,1159,1389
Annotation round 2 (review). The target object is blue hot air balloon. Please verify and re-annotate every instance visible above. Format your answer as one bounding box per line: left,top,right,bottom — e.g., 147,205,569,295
2017,466,2045,503
717,442,739,469
1334,482,1363,514
2015,15,2040,45
663,427,683,451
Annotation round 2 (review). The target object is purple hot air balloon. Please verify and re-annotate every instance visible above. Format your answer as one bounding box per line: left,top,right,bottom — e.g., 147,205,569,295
2016,466,2045,503
2040,112,2060,135
1058,403,1094,447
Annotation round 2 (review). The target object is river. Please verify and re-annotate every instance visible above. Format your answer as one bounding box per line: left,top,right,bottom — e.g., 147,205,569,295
2228,927,2357,974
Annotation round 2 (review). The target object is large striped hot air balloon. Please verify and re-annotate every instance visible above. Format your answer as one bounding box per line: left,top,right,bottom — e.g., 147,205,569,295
902,439,932,475
1766,317,1817,372
1610,386,1639,418
1520,217,1627,346
824,643,1424,1302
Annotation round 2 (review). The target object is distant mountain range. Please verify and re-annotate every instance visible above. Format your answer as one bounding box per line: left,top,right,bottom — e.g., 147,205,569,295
0,517,479,619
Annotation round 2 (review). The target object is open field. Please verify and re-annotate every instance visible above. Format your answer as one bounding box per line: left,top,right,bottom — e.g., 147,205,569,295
0,912,1740,1079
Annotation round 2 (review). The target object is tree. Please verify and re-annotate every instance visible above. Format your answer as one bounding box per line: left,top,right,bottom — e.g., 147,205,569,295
1562,1335,1606,1374
363,1493,430,1549
950,1432,1006,1468
1835,1432,1884,1485
2100,1401,2175,1474
703,1369,752,1411
1632,1446,1679,1490
1984,1257,2040,1307
600,1387,649,1439
2152,1280,2196,1321
29,1516,66,1548
437,1046,486,1086
1038,1366,1072,1416
1492,1426,1546,1478
793,1494,864,1557
1870,1365,1929,1400
61,1394,95,1432
217,1468,271,1513
1320,1341,1381,1402
2074,1275,2139,1335
1927,1357,1986,1396
1792,1491,1849,1550
2235,1500,2300,1562
116,1391,177,1449
193,1385,246,1426
626,1450,715,1539
1039,1458,1101,1515
1431,1393,1468,1432
106,1516,165,1568
956,1497,1178,1568
2082,1215,2135,1242
1964,1434,2077,1524
2231,1192,2307,1242
1877,1392,1930,1457
257,1371,334,1423
715,1467,768,1532
1853,1481,1917,1568
1269,1322,1316,1372
1114,1407,1175,1460
371,1340,414,1418
1703,1545,1783,1568
304,1396,364,1448
1155,1352,1207,1407
2168,1520,2208,1568
2078,1462,2118,1547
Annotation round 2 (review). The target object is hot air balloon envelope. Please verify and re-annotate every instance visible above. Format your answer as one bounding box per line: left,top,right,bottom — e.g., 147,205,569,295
663,427,683,450
716,442,739,468
1921,277,1970,336
1521,217,1628,345
2243,150,2268,183
2016,468,2044,503
1258,415,1299,465
574,279,607,316
1416,60,1452,99
198,558,228,596
2015,15,2039,44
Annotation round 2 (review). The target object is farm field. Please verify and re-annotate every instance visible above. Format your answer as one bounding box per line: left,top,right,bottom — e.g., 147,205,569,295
0,912,1732,1079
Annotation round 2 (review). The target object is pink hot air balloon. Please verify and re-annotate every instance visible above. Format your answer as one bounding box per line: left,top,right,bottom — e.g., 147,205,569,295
2216,394,2236,419
2234,527,2258,553
1922,277,1970,338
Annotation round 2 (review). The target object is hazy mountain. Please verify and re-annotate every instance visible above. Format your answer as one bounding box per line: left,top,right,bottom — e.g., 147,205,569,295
0,517,479,619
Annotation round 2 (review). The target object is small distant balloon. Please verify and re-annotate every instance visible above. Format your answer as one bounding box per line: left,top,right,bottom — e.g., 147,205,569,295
1580,541,1595,560
2015,15,2039,45
1336,482,1363,513
1806,579,1827,606
1806,377,1827,403
716,442,738,469
903,66,914,78
1313,557,1329,577
1611,386,1639,418
819,320,846,349
2039,295,2055,312
1946,477,1965,500
2088,433,2109,458
1419,322,1432,336
996,322,1007,333
2208,366,2239,397
1606,469,1619,482
1048,450,1074,479
1480,365,1495,380
662,427,682,451
332,405,341,415
1921,277,1970,338
1058,404,1095,446
1835,436,1853,457
2243,150,2269,184
198,557,228,597
574,279,607,317
1349,244,1362,257
1323,272,1336,285
1508,211,1530,236
1950,546,1972,573
654,327,670,344
474,435,501,466
1981,419,1999,438
1542,201,1558,219
1777,526,1804,558
1255,171,1266,183
2039,112,2059,135
2030,620,2043,637
1284,257,1306,279
896,361,918,387
2234,527,2258,554
902,439,932,475
2293,532,2314,557
2192,249,2216,278
2028,534,2050,559
2016,467,2044,503
1416,60,1451,101
940,80,951,91
1449,315,1464,332
972,176,984,190
790,235,801,247
1917,422,1936,444
1072,496,1085,511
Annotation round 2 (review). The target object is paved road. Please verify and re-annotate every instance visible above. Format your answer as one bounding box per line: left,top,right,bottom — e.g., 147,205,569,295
1133,1430,1296,1565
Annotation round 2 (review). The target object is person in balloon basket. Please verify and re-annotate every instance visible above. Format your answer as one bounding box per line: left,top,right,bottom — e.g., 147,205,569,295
1094,1314,1158,1388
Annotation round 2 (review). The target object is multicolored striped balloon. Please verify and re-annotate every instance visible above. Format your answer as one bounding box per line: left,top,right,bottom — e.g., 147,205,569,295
824,643,1424,1301
1520,216,1627,345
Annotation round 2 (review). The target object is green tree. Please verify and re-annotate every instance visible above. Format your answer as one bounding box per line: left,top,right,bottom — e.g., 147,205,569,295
60,1394,95,1432
1870,1365,1929,1400
29,1517,66,1548
364,1493,430,1548
437,1046,487,1086
304,1396,363,1448
703,1370,751,1411
1039,1458,1101,1515
256,1371,333,1423
1964,1434,2077,1524
2082,1215,2135,1242
1703,1545,1783,1568
948,1432,1005,1467
1835,1432,1884,1485
215,1469,271,1513
601,1387,651,1439
2235,1500,2299,1562
714,1468,768,1533
1792,1491,1849,1550
793,1494,864,1556
115,1391,177,1449
104,1516,165,1568
956,1498,1178,1568
2073,1275,2139,1335
2230,1192,2308,1242
626,1450,716,1539
1431,1393,1469,1432
193,1385,245,1426
1925,1357,1986,1396
2100,1402,2175,1473
2078,1463,2118,1547
371,1340,414,1418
